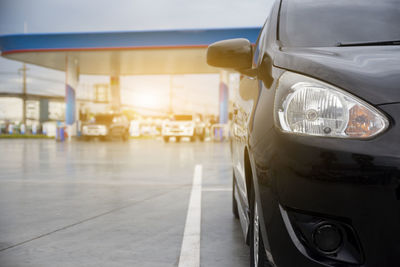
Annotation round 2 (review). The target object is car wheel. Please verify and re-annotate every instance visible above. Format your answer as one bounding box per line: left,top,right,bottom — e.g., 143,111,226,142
232,172,239,219
250,191,270,267
122,131,129,142
163,136,169,143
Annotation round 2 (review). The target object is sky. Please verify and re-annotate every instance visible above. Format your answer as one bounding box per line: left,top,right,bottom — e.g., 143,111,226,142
0,0,272,115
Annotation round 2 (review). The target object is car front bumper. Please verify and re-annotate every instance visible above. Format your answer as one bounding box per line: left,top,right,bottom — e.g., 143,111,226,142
252,103,400,266
82,126,108,137
162,128,194,137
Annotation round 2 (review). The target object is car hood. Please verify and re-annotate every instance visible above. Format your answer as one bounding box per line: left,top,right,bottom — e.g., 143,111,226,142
274,46,400,105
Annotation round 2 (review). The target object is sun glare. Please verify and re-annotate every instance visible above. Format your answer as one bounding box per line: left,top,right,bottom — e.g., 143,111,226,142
134,92,161,109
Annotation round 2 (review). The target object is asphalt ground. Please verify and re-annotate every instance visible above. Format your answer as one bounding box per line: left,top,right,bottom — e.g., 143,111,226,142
0,139,249,267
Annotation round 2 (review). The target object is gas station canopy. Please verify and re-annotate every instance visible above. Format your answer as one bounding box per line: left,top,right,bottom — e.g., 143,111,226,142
0,28,260,75
0,27,261,127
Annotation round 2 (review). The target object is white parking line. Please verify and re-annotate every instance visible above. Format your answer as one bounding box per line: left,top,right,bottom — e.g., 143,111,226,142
178,164,202,267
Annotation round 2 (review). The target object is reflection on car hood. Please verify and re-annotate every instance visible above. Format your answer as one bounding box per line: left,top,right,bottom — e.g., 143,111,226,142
274,46,400,105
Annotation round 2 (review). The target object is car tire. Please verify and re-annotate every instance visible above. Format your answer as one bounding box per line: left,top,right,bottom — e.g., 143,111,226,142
122,131,129,142
250,187,271,267
232,172,239,219
163,136,169,143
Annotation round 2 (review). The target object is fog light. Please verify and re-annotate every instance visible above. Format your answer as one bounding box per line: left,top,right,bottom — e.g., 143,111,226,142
313,224,342,253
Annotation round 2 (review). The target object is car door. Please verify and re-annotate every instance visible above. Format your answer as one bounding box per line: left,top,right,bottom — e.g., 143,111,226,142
231,26,267,238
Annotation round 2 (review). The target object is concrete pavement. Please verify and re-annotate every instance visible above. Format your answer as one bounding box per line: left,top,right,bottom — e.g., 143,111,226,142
0,139,249,267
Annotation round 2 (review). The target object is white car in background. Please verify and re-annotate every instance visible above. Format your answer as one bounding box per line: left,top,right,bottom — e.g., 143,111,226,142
162,114,195,142
129,120,141,137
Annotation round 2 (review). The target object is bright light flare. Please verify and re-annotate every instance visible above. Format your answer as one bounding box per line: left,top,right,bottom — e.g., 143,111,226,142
133,92,162,109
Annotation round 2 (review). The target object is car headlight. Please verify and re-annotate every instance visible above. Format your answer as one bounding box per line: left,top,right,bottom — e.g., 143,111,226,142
274,72,389,139
98,125,107,133
82,126,88,134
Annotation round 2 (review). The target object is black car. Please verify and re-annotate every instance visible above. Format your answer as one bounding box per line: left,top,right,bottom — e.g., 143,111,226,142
81,113,130,141
207,0,400,266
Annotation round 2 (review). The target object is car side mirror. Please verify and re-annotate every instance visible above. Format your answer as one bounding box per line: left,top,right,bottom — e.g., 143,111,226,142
258,54,273,88
207,38,253,70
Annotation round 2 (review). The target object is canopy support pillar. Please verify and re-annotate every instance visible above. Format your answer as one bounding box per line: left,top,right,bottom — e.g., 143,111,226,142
219,70,229,124
110,76,121,111
65,55,79,141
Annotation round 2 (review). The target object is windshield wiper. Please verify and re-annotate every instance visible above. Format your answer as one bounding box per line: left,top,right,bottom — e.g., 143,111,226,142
336,40,400,47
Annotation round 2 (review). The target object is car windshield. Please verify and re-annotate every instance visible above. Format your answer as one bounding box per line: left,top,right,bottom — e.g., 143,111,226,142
94,114,114,123
279,0,400,47
173,115,193,121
